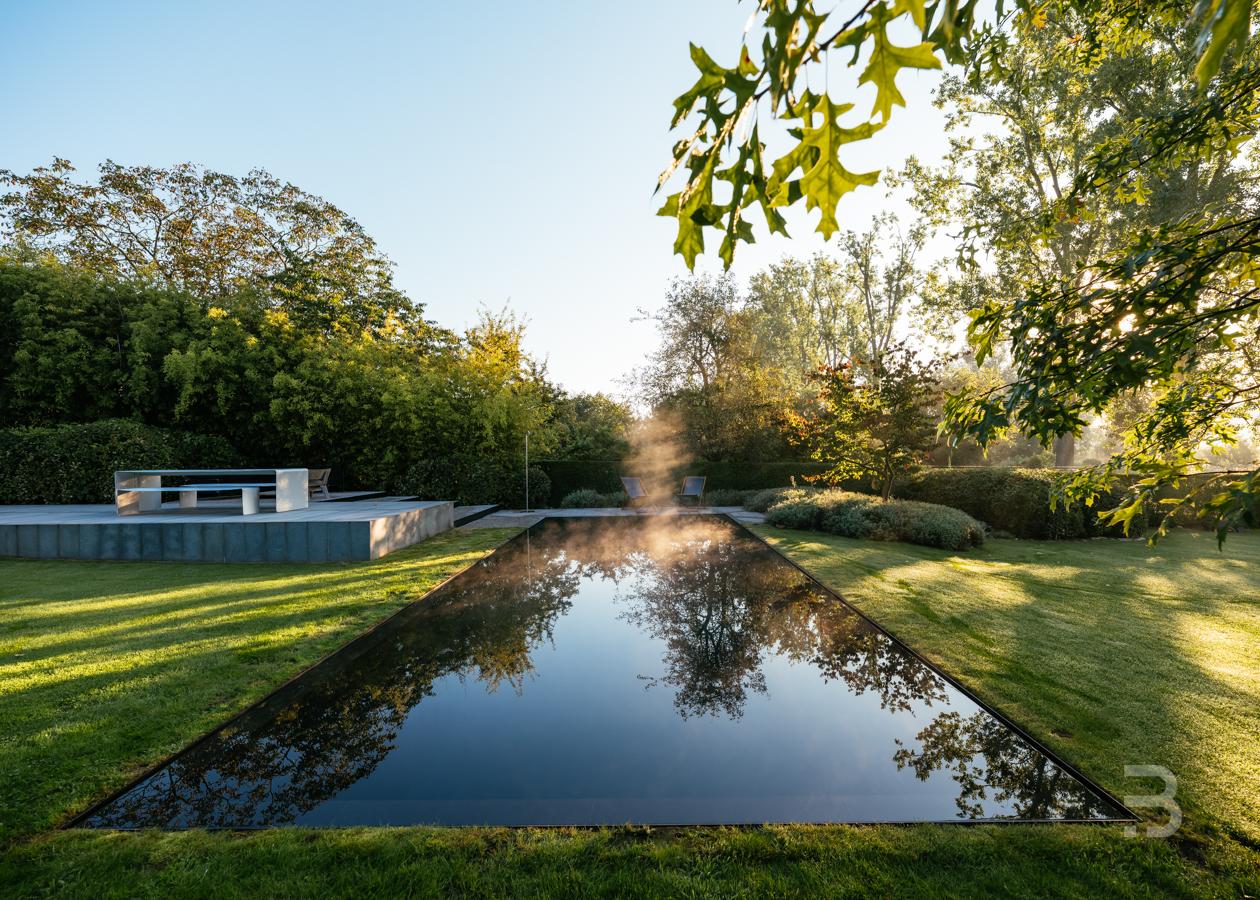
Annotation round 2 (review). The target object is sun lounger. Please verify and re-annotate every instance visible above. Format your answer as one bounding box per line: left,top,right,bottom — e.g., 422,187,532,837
620,476,649,507
677,476,706,506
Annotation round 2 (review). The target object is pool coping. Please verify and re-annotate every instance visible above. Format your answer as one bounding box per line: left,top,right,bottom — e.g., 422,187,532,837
65,514,1137,830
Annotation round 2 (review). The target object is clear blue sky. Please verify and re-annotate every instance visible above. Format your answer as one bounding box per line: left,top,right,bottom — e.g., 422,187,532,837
0,0,947,395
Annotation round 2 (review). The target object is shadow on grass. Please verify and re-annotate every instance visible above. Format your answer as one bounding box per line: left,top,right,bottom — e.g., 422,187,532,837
0,528,519,845
0,823,1228,898
754,527,1260,878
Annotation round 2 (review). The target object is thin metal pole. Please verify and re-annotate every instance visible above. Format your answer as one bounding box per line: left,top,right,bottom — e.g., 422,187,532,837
524,431,530,513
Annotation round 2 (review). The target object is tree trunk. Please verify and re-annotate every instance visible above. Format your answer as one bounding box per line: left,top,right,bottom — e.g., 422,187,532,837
1053,433,1076,467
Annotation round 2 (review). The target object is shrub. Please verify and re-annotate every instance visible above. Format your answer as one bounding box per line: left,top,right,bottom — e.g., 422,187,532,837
0,420,240,504
893,468,1150,539
765,488,986,550
705,488,754,507
534,460,832,499
744,487,815,513
765,496,827,530
559,489,624,508
397,457,551,508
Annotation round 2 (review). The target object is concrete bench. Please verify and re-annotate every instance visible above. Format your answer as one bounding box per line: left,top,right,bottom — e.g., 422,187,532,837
120,483,277,515
115,469,309,516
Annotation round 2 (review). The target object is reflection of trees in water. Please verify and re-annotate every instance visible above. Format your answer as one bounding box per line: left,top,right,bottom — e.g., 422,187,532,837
620,534,772,718
893,710,1118,820
605,518,950,719
87,518,1108,827
88,534,580,827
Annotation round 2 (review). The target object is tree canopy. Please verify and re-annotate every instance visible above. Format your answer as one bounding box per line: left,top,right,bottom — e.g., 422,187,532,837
0,159,421,338
662,0,1260,540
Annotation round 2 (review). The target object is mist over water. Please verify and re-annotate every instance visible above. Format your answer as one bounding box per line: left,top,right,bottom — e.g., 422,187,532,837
80,517,1125,828
626,412,691,500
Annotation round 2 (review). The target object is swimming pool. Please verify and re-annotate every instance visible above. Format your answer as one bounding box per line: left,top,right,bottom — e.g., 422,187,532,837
79,516,1128,827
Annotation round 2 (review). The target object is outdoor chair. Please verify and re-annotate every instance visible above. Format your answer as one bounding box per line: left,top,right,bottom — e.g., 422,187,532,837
308,467,332,500
620,476,649,508
677,475,706,506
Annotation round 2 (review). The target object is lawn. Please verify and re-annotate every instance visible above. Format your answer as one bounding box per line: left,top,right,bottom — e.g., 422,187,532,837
0,527,520,843
1,525,1257,897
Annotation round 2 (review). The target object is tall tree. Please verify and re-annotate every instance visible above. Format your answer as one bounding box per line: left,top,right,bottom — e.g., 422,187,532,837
548,392,634,460
841,212,926,372
660,0,1260,539
635,273,797,461
0,159,420,338
746,253,858,386
905,7,1253,465
746,215,926,392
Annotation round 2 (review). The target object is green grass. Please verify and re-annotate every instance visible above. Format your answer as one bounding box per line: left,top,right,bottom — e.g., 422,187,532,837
1,526,1258,897
753,527,1260,888
0,527,520,843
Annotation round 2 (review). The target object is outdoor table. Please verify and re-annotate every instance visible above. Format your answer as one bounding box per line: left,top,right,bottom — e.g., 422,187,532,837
113,468,309,516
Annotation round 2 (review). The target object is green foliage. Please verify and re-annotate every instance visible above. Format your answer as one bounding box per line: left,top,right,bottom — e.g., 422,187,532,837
660,1,1251,268
906,6,1260,536
895,467,1153,540
397,458,551,508
558,489,624,509
0,259,555,496
703,487,754,506
764,488,985,550
791,344,944,499
0,159,417,337
0,420,238,504
744,486,813,513
635,273,800,462
667,1,1260,544
548,393,633,460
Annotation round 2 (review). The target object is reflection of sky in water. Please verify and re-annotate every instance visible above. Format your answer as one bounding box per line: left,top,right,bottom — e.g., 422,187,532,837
82,517,1126,827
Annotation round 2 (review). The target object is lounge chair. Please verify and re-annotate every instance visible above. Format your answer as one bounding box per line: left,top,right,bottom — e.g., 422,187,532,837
620,476,649,507
677,476,706,506
308,467,332,500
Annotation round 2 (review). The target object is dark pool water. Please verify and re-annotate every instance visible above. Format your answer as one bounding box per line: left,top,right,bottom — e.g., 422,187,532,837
81,516,1126,827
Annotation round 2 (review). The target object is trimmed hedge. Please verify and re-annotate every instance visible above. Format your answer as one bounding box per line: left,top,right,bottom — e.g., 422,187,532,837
538,461,1156,539
893,468,1148,540
537,461,625,498
395,457,551,508
764,488,986,551
559,489,625,508
692,460,830,490
0,420,240,504
703,488,755,507
536,459,828,499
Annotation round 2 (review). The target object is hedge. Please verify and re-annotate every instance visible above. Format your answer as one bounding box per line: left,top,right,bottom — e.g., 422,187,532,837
538,460,1159,539
536,459,828,499
394,457,551,508
559,489,624,508
0,420,240,504
892,467,1151,539
764,488,986,551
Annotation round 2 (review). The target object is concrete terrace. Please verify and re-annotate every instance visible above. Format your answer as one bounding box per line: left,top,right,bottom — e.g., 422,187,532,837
0,498,455,563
